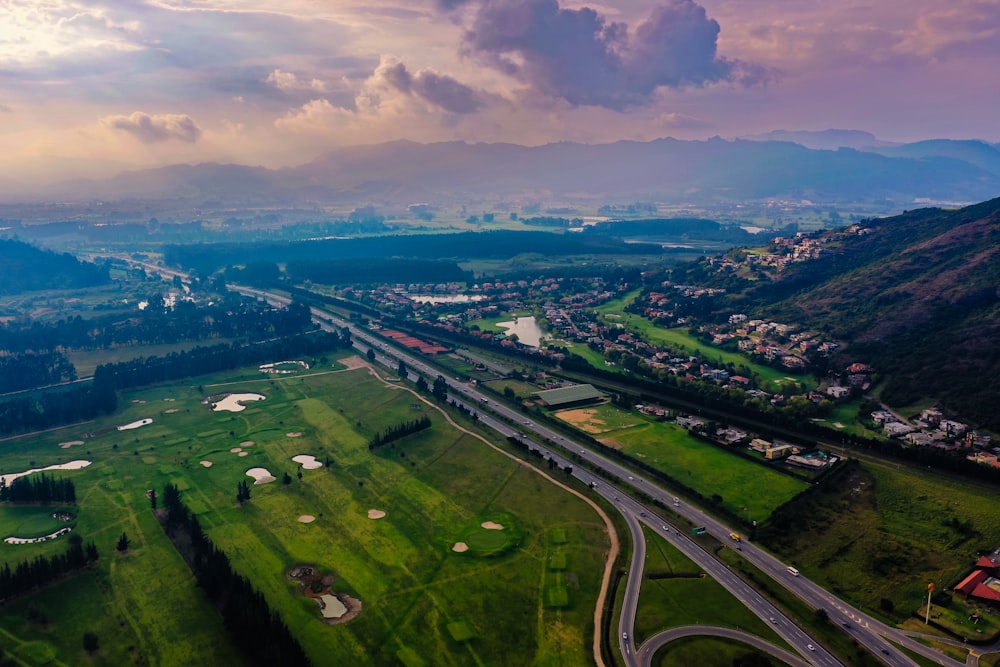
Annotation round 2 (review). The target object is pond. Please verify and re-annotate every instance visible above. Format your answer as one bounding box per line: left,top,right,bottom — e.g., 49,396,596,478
496,316,547,348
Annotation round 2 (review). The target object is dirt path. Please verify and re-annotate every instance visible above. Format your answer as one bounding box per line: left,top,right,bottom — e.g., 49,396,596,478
362,362,618,667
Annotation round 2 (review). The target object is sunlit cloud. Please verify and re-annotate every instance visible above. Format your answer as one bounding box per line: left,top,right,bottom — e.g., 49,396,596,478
102,111,203,143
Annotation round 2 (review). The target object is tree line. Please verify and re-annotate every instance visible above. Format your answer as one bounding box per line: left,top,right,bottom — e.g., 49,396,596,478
0,535,98,602
0,297,312,355
0,351,77,394
0,328,350,437
158,483,310,666
368,416,432,451
0,239,109,295
0,474,76,504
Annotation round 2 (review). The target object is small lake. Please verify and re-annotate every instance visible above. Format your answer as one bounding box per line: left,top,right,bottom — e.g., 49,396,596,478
496,316,546,348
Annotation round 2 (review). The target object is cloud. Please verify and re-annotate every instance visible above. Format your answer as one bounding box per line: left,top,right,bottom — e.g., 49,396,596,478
265,69,328,93
0,104,11,113
102,112,203,144
459,0,745,109
373,58,489,114
654,112,711,130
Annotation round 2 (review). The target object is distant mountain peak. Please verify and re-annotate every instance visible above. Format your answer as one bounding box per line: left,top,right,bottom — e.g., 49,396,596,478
740,129,897,150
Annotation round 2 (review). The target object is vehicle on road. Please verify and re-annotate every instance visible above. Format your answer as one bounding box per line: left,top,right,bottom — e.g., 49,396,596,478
730,532,741,541
622,632,628,641
807,644,815,652
672,497,679,506
769,617,777,624
787,566,800,576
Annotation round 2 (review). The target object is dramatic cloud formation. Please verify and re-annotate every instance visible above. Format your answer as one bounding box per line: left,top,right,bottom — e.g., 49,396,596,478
103,112,203,144
460,0,740,109
376,59,490,114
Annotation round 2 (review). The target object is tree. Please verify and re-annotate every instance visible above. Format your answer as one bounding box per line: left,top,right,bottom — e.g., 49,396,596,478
366,347,376,362
83,632,99,655
398,360,408,379
149,488,157,510
116,532,130,553
282,472,292,486
237,480,252,504
432,375,448,400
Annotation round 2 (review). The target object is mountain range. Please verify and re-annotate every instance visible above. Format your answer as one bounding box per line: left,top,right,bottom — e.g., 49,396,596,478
11,134,1000,209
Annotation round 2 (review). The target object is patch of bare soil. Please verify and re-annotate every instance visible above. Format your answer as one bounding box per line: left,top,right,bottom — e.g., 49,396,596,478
339,355,368,370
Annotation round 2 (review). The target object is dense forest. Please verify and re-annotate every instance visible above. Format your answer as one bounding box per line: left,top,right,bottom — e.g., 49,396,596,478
0,239,109,294
158,483,310,666
0,352,77,393
164,230,663,275
584,217,760,243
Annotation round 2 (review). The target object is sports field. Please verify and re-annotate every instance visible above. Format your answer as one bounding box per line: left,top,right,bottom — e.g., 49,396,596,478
0,355,611,666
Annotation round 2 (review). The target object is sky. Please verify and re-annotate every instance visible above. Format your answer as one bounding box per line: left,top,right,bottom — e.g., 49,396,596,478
2,0,1000,182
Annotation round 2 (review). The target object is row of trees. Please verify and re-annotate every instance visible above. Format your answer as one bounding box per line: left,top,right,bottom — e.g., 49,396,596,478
0,351,77,394
0,329,350,437
0,535,98,601
158,483,310,666
0,474,76,504
367,416,432,451
0,297,312,355
92,329,351,391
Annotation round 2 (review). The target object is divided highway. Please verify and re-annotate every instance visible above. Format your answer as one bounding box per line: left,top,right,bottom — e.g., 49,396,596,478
235,286,966,667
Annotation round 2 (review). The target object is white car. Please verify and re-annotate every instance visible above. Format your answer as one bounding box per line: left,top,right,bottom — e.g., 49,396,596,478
807,644,815,651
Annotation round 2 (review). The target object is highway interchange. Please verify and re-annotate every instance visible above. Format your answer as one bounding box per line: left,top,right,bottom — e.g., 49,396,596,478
237,286,971,667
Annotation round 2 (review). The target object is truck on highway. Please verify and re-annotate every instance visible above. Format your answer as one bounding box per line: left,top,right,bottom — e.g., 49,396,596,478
730,532,741,542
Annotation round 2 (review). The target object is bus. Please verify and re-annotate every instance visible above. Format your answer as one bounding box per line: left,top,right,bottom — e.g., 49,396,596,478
787,566,800,577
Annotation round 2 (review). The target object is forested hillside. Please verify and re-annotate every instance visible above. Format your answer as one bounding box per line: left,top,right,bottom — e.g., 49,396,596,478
761,198,1000,427
0,239,109,294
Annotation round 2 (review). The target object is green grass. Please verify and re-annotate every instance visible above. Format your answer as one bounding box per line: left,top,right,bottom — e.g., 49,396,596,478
0,356,612,666
482,378,539,398
0,507,73,540
651,636,785,667
635,526,781,646
66,339,241,377
759,458,1000,624
554,402,643,433
573,407,807,519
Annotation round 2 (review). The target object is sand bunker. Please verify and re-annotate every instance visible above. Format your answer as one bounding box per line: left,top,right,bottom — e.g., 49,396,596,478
58,440,84,449
118,418,153,431
292,455,323,470
163,398,175,402
298,515,316,523
164,409,179,414
200,461,213,468
481,521,505,530
286,432,303,438
0,460,91,487
211,393,265,413
316,594,348,619
246,468,276,485
240,440,255,447
238,451,248,457
5,527,73,545
367,509,386,520
259,360,310,374
230,447,242,453
452,542,469,553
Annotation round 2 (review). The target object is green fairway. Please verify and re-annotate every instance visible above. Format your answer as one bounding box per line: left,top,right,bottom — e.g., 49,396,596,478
0,355,611,666
559,404,807,519
0,507,73,540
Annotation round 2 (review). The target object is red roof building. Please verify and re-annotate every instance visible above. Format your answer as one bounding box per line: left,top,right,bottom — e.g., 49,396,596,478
955,570,989,597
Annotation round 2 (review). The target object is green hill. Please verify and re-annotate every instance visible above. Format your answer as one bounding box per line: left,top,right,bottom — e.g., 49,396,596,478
762,198,1000,428
0,239,110,294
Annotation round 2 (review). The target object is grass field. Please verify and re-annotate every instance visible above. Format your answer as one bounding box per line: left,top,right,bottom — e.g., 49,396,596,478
555,405,807,519
760,458,1000,623
651,636,785,667
635,526,781,646
0,356,612,666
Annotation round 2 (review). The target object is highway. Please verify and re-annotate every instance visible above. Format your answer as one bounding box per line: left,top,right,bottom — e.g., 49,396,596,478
235,285,967,667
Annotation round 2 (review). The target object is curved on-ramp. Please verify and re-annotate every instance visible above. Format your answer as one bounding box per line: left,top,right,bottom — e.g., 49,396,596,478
637,625,811,667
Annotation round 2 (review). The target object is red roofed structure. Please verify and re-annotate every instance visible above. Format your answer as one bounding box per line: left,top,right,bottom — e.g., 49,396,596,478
976,556,999,572
955,570,989,597
971,583,1000,603
954,557,1000,606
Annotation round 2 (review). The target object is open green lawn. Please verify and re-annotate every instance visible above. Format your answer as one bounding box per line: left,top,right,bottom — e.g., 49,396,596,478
652,636,789,667
635,526,782,647
566,407,807,519
0,356,611,666
759,459,1000,624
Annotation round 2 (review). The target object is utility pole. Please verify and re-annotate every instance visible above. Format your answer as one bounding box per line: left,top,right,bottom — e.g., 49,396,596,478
925,582,935,624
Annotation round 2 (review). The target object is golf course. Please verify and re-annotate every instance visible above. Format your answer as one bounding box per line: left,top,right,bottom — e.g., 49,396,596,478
0,353,613,666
